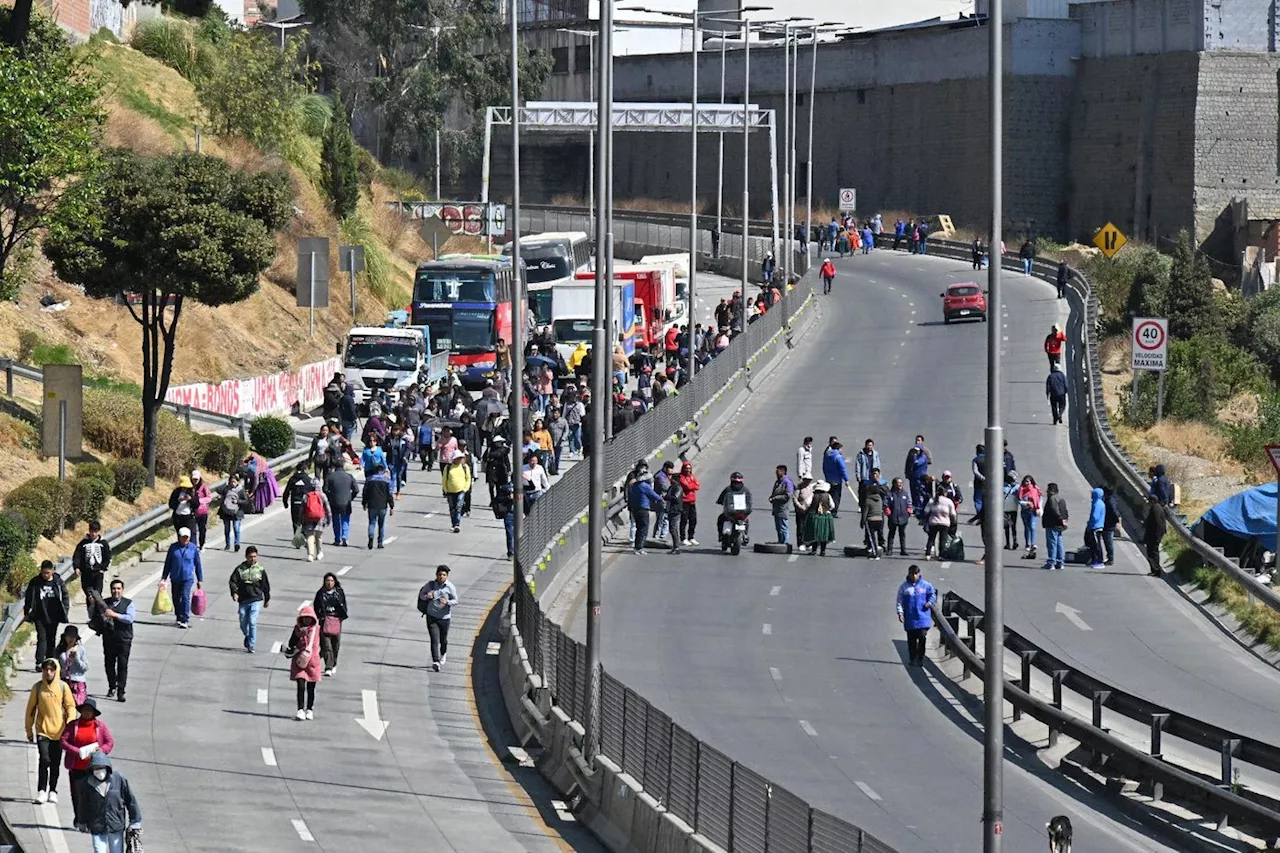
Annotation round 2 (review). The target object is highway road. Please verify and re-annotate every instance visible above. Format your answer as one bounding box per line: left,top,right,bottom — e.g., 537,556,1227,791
564,247,1280,851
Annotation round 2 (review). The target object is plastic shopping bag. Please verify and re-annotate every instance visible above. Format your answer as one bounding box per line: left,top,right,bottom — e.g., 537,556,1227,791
191,588,207,617
152,585,174,616
292,531,306,549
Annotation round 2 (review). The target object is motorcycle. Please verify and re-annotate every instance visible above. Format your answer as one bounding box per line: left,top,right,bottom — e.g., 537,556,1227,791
719,510,750,556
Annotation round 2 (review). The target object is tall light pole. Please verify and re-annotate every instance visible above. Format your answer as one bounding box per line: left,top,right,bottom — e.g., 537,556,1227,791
982,0,1006,848
717,33,727,236
740,17,750,302
584,0,613,762
557,27,605,235
508,0,526,598
799,23,846,247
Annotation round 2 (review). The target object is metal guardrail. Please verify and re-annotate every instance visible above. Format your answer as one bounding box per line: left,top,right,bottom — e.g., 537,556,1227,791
917,237,1280,615
932,594,1280,842
0,440,311,660
0,357,253,438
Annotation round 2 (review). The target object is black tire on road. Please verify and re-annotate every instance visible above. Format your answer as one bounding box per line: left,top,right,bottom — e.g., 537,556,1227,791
844,545,872,558
753,542,793,555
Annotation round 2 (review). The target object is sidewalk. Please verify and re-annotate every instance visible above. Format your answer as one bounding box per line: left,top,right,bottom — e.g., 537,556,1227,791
0,456,599,852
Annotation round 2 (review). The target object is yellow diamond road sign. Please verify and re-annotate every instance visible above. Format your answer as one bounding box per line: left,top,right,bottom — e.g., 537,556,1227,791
1093,222,1127,259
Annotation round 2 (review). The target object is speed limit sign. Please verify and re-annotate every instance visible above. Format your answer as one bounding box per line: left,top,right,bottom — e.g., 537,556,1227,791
1131,317,1167,370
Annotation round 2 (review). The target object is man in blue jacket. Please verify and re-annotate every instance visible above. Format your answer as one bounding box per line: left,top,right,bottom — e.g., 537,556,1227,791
160,528,203,629
822,438,850,518
896,565,937,667
1086,487,1107,568
904,435,932,512
627,473,662,556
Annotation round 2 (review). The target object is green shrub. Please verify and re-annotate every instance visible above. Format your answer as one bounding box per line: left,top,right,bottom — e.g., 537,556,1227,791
193,433,247,474
297,93,333,139
90,27,120,44
1,511,36,551
4,552,38,598
70,476,110,524
1121,334,1267,427
0,513,29,589
354,145,378,191
4,477,72,540
248,415,294,459
84,389,199,479
130,17,216,81
155,412,195,480
72,462,116,494
111,459,147,503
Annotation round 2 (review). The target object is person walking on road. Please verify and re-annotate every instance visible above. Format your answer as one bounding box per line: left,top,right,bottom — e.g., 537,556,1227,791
363,463,394,549
229,547,270,654
1019,238,1035,275
664,474,685,554
298,478,332,563
854,438,880,489
314,572,348,676
1002,473,1020,551
861,474,886,559
653,461,674,541
324,459,359,548
819,258,836,295
492,481,516,559
1144,493,1167,577
24,559,70,670
1041,482,1069,570
769,465,796,545
823,439,850,518
419,565,458,672
283,464,313,535
793,477,815,553
971,238,984,270
217,473,248,551
56,626,89,707
443,449,474,533
26,657,76,805
677,461,701,546
1017,475,1043,561
1056,259,1070,299
1046,364,1068,425
1085,487,1107,569
61,697,114,831
77,751,142,851
886,478,912,557
72,521,111,602
897,565,937,667
969,444,987,523
160,528,203,629
923,486,957,560
168,474,196,538
284,605,322,720
97,579,134,702
797,436,813,480
190,470,212,549
628,470,662,555
1044,324,1065,370
360,434,387,478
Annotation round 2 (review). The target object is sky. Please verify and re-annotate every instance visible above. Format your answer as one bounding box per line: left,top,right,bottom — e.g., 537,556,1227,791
601,0,975,54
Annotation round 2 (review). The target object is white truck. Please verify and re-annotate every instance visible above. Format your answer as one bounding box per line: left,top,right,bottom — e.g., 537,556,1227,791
549,280,636,364
339,326,429,406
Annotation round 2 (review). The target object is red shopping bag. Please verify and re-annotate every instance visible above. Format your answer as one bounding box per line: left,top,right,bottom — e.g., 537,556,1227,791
191,588,208,616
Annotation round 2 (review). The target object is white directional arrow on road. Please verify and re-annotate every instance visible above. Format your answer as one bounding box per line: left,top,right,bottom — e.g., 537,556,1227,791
1055,602,1092,631
356,689,390,740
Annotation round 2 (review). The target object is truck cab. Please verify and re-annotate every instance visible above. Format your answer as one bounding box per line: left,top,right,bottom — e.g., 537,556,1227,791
338,325,430,405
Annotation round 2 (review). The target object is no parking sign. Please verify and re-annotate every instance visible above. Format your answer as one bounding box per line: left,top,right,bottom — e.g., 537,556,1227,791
1131,317,1167,371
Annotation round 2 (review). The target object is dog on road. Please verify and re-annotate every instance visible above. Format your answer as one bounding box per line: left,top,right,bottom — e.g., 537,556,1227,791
1047,815,1072,852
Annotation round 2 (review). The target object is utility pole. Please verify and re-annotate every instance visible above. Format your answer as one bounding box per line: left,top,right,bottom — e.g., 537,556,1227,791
688,13,699,387
509,0,526,597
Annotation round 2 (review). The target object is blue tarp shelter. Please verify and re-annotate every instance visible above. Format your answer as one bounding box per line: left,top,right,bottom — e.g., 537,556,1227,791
1200,483,1279,548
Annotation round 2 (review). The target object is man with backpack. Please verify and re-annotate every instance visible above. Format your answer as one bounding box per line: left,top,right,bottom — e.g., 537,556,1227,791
283,464,316,535
298,481,331,563
418,565,459,672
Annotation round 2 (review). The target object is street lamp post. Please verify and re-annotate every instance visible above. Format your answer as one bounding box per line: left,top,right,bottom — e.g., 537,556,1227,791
717,34,726,236
557,27,600,235
689,13,698,388
983,0,1006,848
508,0,526,598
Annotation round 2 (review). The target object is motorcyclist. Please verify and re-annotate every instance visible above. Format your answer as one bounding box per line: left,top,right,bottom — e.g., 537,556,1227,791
716,472,754,544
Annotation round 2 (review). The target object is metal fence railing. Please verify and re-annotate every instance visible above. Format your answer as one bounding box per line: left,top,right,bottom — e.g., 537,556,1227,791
509,270,896,853
515,583,893,853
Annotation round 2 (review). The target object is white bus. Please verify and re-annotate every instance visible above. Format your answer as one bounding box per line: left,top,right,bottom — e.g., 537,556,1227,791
502,231,591,328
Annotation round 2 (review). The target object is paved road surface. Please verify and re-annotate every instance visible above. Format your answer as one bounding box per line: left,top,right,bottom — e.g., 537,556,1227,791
562,247,1280,851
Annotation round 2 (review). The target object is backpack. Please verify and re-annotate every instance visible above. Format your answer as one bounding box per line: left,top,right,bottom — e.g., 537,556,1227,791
302,490,325,524
417,583,434,616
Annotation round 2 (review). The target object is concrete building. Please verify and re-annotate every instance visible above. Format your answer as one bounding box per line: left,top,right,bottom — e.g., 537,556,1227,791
487,0,1280,259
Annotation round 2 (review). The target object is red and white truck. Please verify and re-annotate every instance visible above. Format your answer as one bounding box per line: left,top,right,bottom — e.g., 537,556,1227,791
575,262,685,355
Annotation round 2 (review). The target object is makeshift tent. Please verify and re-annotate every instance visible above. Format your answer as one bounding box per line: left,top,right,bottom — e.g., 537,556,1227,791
1200,483,1279,550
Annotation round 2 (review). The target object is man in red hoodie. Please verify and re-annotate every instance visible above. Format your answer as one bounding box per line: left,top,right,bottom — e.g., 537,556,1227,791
819,258,836,294
1044,324,1066,370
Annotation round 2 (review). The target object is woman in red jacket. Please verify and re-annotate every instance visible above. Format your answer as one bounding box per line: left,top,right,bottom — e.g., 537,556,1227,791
676,461,700,546
60,697,114,831
285,604,323,721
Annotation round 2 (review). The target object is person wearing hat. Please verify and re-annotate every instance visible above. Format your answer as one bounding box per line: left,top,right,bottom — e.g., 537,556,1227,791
23,559,70,669
819,258,836,294
1143,492,1167,577
443,449,474,533
1044,324,1065,370
160,528,203,629
896,565,937,667
26,657,77,804
804,481,836,556
190,469,213,549
60,696,114,830
822,438,850,518
168,473,196,538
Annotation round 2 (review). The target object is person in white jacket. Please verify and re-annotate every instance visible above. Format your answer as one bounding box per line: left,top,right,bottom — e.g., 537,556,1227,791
796,436,813,481
923,486,957,559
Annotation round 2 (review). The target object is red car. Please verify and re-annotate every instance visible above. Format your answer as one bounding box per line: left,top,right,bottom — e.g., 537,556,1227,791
941,282,988,324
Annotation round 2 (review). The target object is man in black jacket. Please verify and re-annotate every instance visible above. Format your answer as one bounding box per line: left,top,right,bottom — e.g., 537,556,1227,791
23,560,69,670
98,579,135,701
1046,365,1069,425
72,521,112,599
362,464,395,549
1144,493,1167,577
229,547,271,653
322,374,343,423
324,461,359,547
283,465,316,534
1056,259,1070,299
